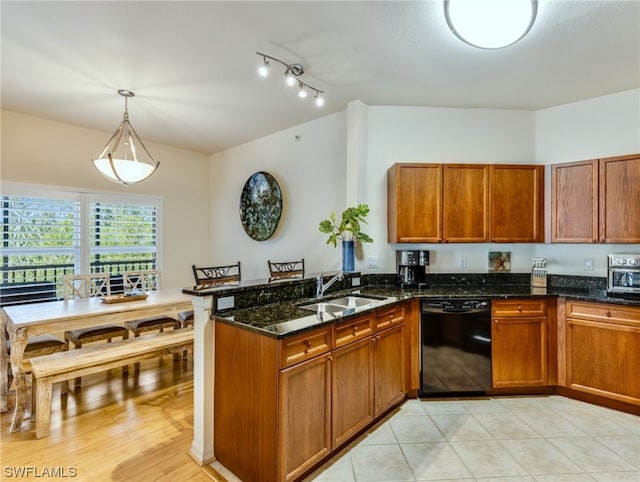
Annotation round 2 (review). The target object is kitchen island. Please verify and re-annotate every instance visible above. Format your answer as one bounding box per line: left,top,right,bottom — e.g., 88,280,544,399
183,272,640,481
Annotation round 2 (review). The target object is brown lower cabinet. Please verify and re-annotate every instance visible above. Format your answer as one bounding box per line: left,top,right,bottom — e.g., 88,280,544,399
214,302,410,482
563,300,640,405
280,353,332,482
491,299,549,388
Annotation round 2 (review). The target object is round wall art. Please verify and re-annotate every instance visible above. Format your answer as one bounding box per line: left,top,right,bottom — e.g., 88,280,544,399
239,171,283,241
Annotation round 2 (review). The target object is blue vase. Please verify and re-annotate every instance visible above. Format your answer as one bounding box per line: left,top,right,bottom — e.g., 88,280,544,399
342,240,355,272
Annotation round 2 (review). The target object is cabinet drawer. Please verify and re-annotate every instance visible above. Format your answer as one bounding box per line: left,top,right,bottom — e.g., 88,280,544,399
334,316,374,348
280,327,332,369
374,305,405,331
566,300,640,326
492,299,547,317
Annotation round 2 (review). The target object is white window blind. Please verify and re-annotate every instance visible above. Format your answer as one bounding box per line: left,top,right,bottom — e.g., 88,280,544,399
1,185,161,306
1,192,81,304
89,200,158,276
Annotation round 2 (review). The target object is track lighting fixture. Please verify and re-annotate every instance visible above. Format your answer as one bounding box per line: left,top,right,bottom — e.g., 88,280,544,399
256,52,325,107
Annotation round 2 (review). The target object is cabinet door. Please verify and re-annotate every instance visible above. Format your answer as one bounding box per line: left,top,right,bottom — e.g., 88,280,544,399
387,163,443,243
332,337,374,448
566,317,640,405
489,165,544,242
279,354,332,482
551,159,599,243
374,324,406,417
599,154,640,243
443,164,489,242
492,316,547,388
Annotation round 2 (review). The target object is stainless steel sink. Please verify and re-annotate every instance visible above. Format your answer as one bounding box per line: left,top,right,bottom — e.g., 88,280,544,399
298,294,387,317
323,295,381,308
300,302,348,313
298,302,352,318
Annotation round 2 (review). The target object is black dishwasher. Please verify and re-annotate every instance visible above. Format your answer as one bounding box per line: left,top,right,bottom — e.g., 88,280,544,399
420,299,492,397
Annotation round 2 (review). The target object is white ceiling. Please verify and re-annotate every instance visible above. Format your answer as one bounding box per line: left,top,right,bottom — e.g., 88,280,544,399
2,1,639,155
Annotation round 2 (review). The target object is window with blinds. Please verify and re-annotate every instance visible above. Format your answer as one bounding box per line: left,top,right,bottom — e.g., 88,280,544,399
1,193,80,304
90,200,158,277
0,186,160,306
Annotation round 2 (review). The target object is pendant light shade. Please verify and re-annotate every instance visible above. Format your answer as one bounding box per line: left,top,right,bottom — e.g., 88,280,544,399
445,0,537,49
92,90,159,186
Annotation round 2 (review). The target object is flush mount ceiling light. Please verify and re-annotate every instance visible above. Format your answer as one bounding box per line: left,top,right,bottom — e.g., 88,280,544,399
445,0,537,49
256,52,325,107
92,89,159,186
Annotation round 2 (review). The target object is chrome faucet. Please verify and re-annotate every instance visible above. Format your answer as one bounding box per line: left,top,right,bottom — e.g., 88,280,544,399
316,271,344,298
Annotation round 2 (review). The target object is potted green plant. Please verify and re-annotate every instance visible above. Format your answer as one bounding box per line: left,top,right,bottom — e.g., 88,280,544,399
319,204,373,271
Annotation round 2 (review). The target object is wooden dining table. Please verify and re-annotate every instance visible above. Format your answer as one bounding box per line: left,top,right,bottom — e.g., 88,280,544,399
1,288,194,433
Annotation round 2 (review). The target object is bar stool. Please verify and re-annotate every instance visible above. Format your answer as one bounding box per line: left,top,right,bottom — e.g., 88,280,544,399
268,258,305,282
180,261,242,331
192,262,241,288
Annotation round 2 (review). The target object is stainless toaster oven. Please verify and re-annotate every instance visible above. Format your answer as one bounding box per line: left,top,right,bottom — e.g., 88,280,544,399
608,254,640,295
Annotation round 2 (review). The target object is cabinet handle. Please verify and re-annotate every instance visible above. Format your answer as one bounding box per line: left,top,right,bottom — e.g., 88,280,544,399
517,305,522,312
352,325,358,333
605,311,612,317
304,340,312,352
327,355,332,362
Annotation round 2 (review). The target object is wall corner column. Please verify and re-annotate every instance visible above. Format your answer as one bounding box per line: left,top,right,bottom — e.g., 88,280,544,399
346,100,369,207
189,294,215,465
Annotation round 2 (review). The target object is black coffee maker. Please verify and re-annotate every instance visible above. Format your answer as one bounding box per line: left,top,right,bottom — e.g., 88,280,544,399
396,250,429,288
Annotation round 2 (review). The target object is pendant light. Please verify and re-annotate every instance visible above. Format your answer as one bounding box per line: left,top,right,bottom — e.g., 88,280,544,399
92,90,159,185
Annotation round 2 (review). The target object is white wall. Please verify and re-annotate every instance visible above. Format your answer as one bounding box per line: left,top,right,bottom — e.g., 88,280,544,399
208,111,348,281
535,89,640,163
1,109,211,288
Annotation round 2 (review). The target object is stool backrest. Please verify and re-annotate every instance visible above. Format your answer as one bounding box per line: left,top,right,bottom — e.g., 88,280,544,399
268,258,305,281
192,262,241,289
63,273,111,300
123,269,162,292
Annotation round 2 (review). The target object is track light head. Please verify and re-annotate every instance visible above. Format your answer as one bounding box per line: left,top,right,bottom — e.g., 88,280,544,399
258,57,270,77
297,81,308,98
285,72,297,87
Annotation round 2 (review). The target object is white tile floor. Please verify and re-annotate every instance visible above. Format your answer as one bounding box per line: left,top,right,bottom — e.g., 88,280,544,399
306,396,640,482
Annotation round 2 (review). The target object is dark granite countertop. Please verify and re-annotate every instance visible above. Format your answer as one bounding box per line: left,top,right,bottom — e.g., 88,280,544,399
209,281,640,339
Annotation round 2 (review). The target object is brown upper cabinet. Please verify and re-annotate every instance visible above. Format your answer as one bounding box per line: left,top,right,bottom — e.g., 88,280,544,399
387,163,443,243
443,164,489,242
388,162,544,243
551,154,640,243
489,164,545,243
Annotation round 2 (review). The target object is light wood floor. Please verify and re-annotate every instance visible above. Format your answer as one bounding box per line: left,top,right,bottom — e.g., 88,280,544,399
1,354,226,482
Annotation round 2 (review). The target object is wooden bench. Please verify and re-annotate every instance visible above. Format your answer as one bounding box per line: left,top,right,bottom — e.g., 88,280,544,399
29,328,194,439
